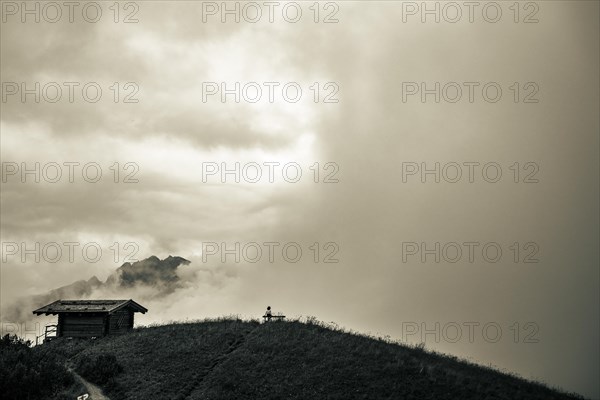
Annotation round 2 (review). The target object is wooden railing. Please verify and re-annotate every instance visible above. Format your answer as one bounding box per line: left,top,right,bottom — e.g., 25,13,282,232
36,324,58,345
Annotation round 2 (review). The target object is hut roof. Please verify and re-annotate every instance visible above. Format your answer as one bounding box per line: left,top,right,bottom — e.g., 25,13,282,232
32,299,148,315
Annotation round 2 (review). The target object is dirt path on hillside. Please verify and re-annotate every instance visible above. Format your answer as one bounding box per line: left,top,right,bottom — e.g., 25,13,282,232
70,369,111,400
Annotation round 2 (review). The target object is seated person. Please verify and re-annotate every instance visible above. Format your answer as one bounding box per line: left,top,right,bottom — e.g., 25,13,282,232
265,306,272,321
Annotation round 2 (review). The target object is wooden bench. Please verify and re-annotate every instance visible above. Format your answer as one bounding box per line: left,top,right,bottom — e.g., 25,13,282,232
263,315,286,322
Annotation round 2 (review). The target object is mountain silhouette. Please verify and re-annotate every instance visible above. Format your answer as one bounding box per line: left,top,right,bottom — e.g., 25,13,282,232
2,256,190,323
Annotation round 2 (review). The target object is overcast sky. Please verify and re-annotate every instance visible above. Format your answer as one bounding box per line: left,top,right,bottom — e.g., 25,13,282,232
1,1,598,398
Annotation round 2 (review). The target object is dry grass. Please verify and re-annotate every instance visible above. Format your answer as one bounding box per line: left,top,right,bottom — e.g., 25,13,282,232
39,317,586,400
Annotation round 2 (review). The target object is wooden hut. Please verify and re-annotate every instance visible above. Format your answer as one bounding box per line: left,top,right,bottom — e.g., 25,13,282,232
33,299,147,339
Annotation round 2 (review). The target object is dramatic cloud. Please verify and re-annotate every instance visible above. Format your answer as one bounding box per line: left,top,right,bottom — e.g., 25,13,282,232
1,2,598,398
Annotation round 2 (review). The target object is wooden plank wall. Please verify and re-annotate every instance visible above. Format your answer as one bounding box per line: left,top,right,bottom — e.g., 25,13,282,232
107,309,134,335
60,313,105,337
56,309,136,337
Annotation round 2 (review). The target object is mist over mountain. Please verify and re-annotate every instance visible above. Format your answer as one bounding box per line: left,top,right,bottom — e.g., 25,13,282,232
1,256,190,323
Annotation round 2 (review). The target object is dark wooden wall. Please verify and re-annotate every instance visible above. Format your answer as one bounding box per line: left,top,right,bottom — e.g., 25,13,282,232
107,310,134,335
58,313,105,337
57,309,135,337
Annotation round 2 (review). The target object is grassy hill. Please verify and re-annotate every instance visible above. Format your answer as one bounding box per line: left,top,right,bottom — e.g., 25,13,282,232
35,317,584,400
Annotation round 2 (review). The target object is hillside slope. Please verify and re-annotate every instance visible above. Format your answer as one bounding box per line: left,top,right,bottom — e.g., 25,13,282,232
40,318,584,400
